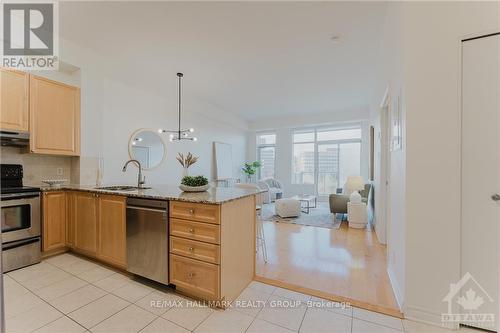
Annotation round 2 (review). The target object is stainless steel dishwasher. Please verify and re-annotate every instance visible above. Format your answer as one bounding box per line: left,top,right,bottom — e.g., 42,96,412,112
126,198,169,284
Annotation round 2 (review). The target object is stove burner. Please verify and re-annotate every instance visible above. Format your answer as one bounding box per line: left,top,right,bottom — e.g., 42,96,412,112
1,164,40,195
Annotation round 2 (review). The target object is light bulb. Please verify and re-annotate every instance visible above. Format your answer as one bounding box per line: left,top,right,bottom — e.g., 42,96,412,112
132,141,136,145
183,132,188,137
169,137,174,142
136,137,142,142
189,128,194,133
193,137,198,142
169,134,174,139
158,129,164,133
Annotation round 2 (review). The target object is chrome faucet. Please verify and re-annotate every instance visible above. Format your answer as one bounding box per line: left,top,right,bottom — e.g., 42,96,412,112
122,159,146,189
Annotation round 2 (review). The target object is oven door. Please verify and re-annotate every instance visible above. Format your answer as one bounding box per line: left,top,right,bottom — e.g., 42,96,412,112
1,192,41,244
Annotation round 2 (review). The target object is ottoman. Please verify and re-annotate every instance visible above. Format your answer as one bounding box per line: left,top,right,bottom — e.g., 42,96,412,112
275,198,301,218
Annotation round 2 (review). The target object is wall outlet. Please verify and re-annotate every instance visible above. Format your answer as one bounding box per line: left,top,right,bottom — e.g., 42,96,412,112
56,167,63,176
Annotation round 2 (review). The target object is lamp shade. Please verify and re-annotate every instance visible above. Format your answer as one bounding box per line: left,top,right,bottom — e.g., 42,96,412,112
346,176,365,191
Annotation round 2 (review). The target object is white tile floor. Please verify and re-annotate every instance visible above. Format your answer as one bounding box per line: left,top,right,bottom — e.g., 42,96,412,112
2,253,484,333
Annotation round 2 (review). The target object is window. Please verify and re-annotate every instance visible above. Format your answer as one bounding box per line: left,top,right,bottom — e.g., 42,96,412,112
292,130,315,184
257,134,276,145
292,127,362,195
317,128,361,141
257,133,276,179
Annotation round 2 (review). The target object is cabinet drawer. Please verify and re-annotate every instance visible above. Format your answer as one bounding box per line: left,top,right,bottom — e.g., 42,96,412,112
170,254,220,300
170,236,220,264
170,218,220,244
170,201,220,224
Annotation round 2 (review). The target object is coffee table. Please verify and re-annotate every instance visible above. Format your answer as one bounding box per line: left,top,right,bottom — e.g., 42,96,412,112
290,194,317,214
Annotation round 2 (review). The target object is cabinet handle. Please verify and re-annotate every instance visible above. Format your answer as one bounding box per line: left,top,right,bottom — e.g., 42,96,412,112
189,209,195,215
188,247,194,252
187,272,195,279
188,228,195,233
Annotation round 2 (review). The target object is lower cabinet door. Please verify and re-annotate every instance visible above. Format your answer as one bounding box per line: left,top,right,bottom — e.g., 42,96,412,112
97,195,126,268
66,192,75,248
170,254,220,300
42,191,66,252
74,192,98,255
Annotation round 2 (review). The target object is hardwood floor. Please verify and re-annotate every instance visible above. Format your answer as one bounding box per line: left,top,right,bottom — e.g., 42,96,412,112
255,216,401,317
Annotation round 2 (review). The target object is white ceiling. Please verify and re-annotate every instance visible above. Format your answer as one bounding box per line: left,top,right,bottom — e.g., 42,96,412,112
60,1,387,122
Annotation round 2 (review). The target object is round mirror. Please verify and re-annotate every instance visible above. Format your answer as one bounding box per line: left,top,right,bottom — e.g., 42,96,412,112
128,129,166,169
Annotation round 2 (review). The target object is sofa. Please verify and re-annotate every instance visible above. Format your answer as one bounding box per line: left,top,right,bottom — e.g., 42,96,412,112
258,178,283,203
329,183,372,215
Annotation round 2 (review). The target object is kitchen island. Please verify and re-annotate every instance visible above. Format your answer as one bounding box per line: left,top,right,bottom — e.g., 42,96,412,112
41,185,260,305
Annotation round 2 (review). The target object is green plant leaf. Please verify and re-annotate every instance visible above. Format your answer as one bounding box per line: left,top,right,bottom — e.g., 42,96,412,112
181,175,208,187
252,161,261,168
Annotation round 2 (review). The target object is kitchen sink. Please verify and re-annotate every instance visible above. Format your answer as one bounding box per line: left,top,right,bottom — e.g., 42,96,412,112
95,185,151,191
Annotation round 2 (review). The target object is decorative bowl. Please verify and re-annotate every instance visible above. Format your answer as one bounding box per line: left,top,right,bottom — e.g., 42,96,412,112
179,184,209,192
42,179,68,187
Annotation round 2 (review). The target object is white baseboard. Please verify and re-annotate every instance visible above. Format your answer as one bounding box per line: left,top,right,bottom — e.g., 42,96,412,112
404,305,460,330
387,266,404,311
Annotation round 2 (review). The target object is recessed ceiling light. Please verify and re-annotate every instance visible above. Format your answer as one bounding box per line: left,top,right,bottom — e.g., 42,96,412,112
330,35,341,43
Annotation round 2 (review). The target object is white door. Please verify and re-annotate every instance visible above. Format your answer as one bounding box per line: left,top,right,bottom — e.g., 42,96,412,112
461,33,499,332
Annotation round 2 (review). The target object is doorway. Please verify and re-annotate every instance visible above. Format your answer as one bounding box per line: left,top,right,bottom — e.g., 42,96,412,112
377,91,391,245
461,33,499,332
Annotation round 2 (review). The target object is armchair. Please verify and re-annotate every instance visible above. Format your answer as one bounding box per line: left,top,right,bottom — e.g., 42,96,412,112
329,183,372,215
258,178,283,203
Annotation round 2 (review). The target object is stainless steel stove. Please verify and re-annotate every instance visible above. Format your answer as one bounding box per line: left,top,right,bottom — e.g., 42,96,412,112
1,164,41,272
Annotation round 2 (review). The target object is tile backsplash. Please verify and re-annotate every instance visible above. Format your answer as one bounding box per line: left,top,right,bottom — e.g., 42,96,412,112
0,147,73,186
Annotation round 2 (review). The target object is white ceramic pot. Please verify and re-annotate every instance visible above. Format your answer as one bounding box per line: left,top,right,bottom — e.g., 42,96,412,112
179,184,209,192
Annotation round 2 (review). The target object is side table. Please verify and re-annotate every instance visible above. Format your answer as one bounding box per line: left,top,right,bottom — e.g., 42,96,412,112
347,202,368,229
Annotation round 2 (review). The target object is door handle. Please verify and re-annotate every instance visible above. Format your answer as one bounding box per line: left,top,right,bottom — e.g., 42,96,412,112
491,194,500,201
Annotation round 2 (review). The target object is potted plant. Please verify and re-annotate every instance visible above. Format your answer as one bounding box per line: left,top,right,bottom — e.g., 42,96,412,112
179,175,210,192
176,152,198,177
242,161,261,182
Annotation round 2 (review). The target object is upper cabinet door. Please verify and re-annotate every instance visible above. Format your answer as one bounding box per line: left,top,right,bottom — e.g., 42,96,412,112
0,68,29,131
30,75,80,156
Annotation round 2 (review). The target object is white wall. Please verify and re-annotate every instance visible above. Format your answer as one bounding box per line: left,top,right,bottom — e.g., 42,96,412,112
58,32,248,187
371,1,500,324
247,109,370,198
369,1,406,309
100,77,247,185
400,2,500,325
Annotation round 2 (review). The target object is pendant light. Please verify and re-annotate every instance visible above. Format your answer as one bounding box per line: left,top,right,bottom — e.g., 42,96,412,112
158,73,197,142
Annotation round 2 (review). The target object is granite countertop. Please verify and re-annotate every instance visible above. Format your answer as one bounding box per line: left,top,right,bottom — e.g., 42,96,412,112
40,184,264,204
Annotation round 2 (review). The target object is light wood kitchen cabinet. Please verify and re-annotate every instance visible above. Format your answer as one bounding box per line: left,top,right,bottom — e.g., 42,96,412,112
29,75,80,156
170,254,220,300
0,68,29,131
170,201,220,224
66,191,126,268
97,195,127,268
42,191,66,252
170,218,220,244
74,192,98,255
169,196,255,303
66,192,76,248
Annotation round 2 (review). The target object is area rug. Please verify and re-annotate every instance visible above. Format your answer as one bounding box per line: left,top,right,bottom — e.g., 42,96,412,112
261,203,342,230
